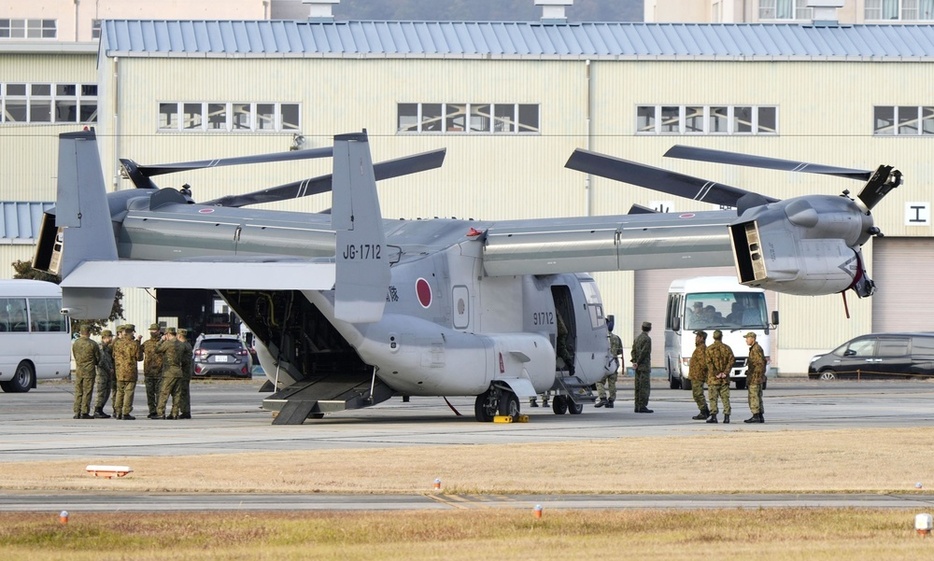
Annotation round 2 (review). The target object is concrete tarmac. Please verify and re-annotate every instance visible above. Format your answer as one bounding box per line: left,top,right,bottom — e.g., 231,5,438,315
2,377,933,511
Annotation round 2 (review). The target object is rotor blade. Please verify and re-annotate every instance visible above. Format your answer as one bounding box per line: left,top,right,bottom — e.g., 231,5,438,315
566,148,777,208
203,148,446,208
135,146,335,177
857,165,902,210
665,145,873,181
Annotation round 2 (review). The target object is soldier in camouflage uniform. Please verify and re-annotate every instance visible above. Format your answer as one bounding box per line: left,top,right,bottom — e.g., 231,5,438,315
71,324,100,419
176,328,193,419
743,332,767,424
595,315,622,409
92,328,116,418
631,321,653,413
113,324,141,420
156,327,184,419
705,329,734,424
689,330,710,421
139,323,164,419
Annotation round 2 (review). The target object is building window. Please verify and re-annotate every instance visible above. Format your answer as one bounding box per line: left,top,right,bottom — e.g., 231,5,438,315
158,102,300,132
636,105,778,135
0,19,57,39
759,0,812,20
874,106,934,135
1,83,96,124
91,19,101,40
866,0,934,20
397,103,540,134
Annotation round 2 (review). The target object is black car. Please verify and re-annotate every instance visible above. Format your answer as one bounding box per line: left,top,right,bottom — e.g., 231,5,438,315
192,334,253,378
808,332,934,380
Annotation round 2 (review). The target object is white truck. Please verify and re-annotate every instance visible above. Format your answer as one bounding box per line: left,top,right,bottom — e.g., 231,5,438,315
664,276,777,390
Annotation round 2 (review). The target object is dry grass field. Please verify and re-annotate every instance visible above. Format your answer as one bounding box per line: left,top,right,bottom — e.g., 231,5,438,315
3,426,932,559
2,427,931,494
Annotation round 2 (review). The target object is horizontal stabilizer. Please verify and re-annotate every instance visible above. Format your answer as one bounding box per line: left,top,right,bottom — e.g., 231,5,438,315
62,287,118,320
61,261,336,290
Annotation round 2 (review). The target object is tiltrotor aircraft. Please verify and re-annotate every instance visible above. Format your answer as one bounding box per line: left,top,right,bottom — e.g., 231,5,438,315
34,130,901,424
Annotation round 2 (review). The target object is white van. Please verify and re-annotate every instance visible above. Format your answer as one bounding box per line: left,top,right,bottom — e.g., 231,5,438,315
0,279,72,392
664,276,777,390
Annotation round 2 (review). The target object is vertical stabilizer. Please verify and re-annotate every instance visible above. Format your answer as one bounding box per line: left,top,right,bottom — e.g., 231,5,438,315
56,130,119,319
331,131,390,323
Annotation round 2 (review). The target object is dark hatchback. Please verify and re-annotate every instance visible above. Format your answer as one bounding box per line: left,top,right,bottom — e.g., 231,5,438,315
808,332,934,380
192,334,252,378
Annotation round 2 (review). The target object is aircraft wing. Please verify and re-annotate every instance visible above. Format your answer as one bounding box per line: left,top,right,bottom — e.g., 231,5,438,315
60,260,336,291
481,212,736,277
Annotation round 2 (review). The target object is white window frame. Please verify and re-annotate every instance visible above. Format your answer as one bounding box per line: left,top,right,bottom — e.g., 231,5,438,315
396,102,540,134
0,18,57,39
758,0,813,21
635,105,778,135
866,0,934,21
873,105,934,135
1,82,96,125
157,102,301,133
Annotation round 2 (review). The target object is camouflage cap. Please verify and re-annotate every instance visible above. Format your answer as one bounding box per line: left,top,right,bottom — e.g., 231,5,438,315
149,323,161,331
178,328,188,336
694,330,707,339
641,321,652,330
125,324,135,332
712,329,723,339
165,327,177,335
744,332,757,339
78,324,90,334
101,329,113,337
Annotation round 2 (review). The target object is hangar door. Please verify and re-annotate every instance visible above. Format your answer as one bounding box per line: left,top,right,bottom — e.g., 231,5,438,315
633,266,735,369
871,237,934,332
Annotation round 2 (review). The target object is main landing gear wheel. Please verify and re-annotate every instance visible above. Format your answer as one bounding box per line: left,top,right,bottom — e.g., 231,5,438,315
552,395,568,415
566,399,583,415
474,389,498,422
498,392,520,420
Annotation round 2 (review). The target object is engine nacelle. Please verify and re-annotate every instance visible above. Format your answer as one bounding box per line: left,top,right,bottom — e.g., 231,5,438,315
729,195,875,297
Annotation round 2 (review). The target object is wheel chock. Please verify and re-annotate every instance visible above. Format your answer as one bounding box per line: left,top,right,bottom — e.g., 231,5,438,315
493,415,530,423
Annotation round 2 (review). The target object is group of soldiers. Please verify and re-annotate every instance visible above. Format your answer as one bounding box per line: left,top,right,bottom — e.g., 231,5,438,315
688,329,766,424
71,323,194,421
592,319,766,423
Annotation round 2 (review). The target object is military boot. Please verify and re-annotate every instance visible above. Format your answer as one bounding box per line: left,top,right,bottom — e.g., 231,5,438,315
594,398,606,408
706,414,718,424
723,414,730,424
744,414,758,424
93,409,111,419
692,407,710,420
757,413,765,423
605,400,614,409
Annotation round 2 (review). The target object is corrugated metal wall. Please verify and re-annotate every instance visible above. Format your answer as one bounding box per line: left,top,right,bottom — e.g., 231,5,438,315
4,46,932,355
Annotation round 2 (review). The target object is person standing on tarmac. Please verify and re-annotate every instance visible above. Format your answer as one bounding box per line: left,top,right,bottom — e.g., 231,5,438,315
176,328,193,419
139,323,164,419
92,329,116,418
113,324,141,420
595,315,622,409
631,321,653,413
155,327,184,420
689,330,710,420
744,332,767,424
705,329,734,424
71,324,100,419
